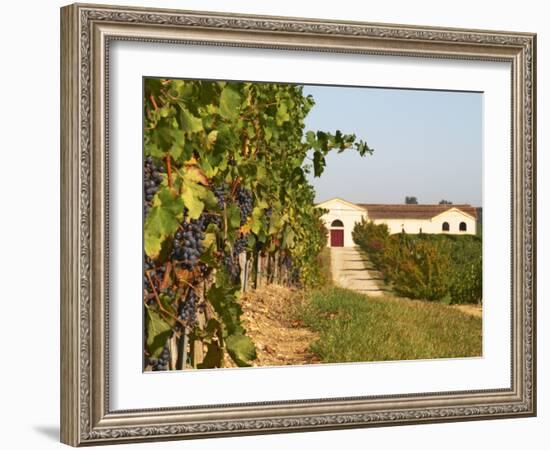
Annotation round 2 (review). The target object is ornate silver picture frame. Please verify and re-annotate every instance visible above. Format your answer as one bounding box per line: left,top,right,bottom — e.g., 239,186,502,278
60,3,536,446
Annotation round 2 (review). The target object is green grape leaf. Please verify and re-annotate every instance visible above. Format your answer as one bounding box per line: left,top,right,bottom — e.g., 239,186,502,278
158,293,176,313
199,246,218,267
206,284,245,336
256,165,267,183
181,185,205,220
204,318,222,336
264,124,273,142
184,165,209,185
203,231,217,250
227,203,241,229
144,141,165,159
246,233,256,247
256,198,269,209
275,102,290,126
144,209,176,258
168,129,185,161
180,167,213,220
250,207,264,234
255,229,267,244
206,130,218,148
146,309,173,358
169,143,183,161
144,188,184,258
158,187,185,216
283,228,296,249
268,210,283,235
226,334,257,367
313,150,326,177
305,130,317,148
219,85,242,120
197,341,223,369
199,157,218,178
179,104,204,132
201,188,219,210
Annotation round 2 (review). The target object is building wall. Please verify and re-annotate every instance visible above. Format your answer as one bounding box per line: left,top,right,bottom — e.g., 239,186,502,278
318,200,477,247
428,210,477,235
372,218,428,234
318,199,367,247
373,210,476,235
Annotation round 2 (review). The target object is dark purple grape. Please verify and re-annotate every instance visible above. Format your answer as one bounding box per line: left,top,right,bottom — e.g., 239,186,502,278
171,218,205,270
149,344,171,371
213,183,227,209
143,156,165,217
233,235,248,256
236,187,253,226
223,252,241,284
143,258,166,299
178,288,198,327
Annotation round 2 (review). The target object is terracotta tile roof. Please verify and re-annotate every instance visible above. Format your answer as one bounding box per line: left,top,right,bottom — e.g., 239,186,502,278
357,204,477,220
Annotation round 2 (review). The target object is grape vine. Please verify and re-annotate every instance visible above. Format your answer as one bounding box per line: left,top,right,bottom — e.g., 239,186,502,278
142,78,372,370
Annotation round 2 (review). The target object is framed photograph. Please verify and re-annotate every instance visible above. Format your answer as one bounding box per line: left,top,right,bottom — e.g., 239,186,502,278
60,3,536,446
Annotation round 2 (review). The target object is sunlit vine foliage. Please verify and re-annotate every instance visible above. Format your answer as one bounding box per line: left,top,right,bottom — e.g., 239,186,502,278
143,78,371,369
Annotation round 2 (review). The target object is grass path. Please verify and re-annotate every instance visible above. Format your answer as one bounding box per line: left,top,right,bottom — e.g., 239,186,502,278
300,286,483,363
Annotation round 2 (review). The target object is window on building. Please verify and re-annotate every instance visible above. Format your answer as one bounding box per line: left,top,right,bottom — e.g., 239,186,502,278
459,222,467,231
331,219,344,227
442,222,450,232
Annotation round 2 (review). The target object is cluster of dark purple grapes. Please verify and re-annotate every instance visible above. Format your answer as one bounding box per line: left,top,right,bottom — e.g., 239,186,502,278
222,234,249,284
265,206,273,220
233,235,248,256
213,183,227,209
281,254,292,269
223,252,241,284
143,156,165,217
171,219,205,270
148,345,170,371
197,262,210,278
202,212,222,229
236,187,253,226
178,288,197,327
144,258,166,305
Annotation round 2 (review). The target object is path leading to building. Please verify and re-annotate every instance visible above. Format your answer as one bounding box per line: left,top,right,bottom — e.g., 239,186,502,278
330,247,386,296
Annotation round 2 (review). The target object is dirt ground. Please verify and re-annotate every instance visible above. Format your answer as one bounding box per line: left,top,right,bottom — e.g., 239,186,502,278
225,285,321,368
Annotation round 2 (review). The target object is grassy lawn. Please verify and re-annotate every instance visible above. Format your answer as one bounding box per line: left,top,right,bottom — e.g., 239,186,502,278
299,286,482,363
316,246,332,287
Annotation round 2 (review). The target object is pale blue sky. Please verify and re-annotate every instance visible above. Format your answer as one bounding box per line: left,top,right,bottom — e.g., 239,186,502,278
303,85,482,206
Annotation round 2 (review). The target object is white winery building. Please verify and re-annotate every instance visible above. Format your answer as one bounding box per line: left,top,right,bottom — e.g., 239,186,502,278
317,198,477,248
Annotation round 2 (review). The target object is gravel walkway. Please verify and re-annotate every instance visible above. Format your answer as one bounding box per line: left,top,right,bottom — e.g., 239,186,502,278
330,247,386,296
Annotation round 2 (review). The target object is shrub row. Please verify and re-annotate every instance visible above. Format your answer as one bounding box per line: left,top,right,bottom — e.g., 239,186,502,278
352,219,482,304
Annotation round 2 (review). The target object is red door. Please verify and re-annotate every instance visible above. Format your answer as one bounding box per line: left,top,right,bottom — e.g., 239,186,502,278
330,229,344,247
